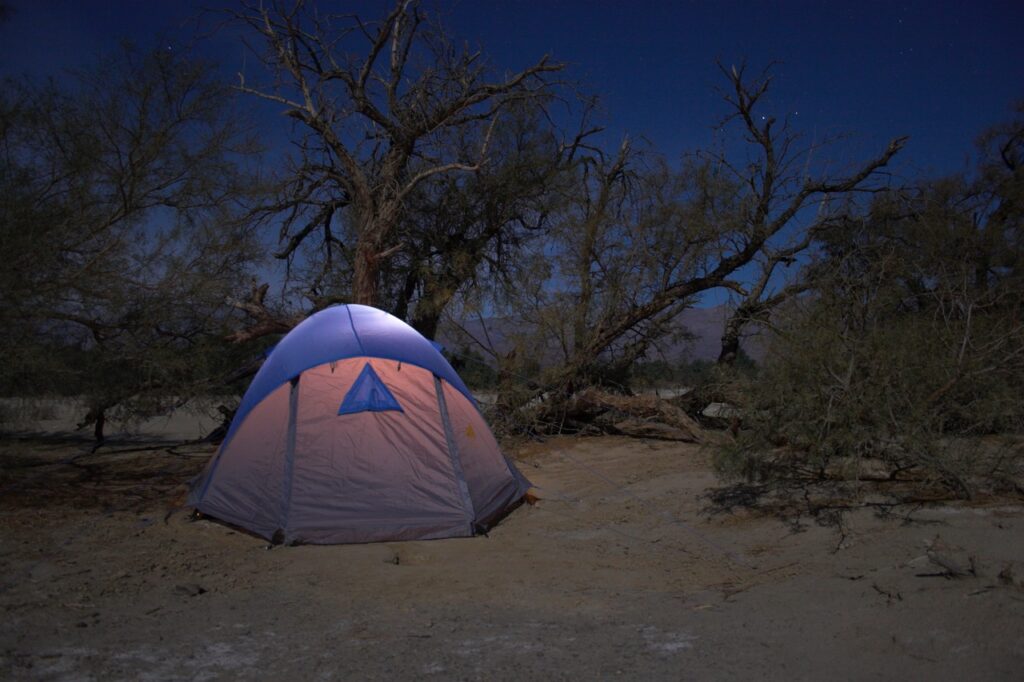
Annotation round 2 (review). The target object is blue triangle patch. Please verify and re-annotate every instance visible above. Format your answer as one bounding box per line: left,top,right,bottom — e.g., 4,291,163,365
338,363,403,415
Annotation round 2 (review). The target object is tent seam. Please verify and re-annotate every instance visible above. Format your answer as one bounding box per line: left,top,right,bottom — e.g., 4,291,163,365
280,376,300,541
345,304,366,355
434,375,477,530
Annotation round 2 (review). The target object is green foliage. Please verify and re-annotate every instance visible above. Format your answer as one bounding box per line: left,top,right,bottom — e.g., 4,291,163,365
715,116,1024,497
0,45,263,429
446,346,499,390
631,355,756,389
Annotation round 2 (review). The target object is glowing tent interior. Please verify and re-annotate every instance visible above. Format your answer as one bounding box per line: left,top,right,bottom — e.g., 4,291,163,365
189,304,530,545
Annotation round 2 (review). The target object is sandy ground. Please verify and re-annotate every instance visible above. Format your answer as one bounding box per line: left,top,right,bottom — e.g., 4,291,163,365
1,431,1023,680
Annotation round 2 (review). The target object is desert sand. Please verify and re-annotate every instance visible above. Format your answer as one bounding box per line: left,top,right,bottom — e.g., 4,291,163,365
2,431,1023,680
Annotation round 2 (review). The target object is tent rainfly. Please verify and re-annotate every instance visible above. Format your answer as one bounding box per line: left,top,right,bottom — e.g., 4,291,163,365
189,304,530,545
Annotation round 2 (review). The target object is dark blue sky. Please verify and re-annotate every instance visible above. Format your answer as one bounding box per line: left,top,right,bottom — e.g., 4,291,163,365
447,0,1023,178
1,0,1020,178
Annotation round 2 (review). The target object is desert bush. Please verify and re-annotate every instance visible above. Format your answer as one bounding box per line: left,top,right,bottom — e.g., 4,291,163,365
717,296,1024,497
715,123,1024,498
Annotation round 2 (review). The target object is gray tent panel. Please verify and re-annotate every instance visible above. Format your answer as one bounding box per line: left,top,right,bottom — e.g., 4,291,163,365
194,381,291,539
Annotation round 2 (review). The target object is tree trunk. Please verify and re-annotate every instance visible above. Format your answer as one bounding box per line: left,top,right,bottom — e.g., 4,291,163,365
392,268,420,323
718,315,743,365
411,308,442,340
352,240,378,306
411,278,459,340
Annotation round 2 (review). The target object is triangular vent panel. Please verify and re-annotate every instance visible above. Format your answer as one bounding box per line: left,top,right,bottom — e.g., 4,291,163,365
337,363,403,415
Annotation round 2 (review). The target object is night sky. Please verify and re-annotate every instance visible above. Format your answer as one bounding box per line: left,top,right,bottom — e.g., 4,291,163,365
1,0,1021,179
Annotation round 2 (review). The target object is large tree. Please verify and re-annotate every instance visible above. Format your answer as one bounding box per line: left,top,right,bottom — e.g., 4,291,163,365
706,64,907,364
0,46,262,440
452,64,906,424
546,65,904,393
231,0,563,337
386,101,575,338
717,108,1023,497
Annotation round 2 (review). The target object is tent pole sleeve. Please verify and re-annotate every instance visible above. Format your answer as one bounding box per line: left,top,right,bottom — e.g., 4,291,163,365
280,376,300,538
192,449,223,505
434,375,476,529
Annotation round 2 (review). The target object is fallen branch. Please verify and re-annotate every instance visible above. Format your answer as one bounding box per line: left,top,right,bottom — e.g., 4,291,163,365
564,388,706,442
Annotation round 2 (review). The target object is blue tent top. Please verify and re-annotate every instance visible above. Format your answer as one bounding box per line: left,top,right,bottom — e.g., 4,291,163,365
224,304,473,446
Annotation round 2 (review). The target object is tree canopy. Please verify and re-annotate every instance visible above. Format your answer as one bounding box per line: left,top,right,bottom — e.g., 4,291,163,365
0,0,1019,495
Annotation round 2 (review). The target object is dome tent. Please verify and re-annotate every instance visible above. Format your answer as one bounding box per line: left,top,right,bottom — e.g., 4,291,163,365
190,304,530,545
